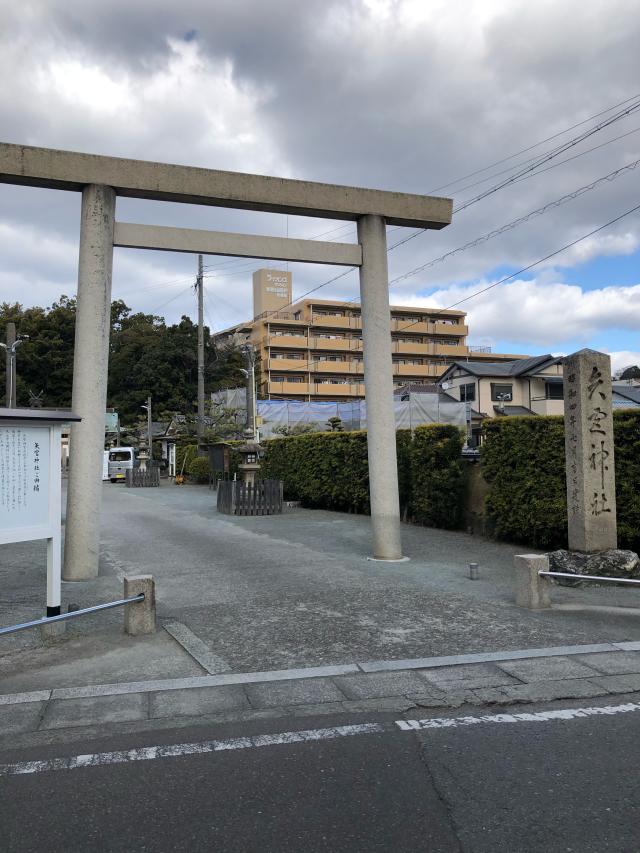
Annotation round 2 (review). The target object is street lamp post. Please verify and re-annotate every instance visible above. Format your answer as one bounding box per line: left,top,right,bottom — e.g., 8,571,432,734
0,326,29,407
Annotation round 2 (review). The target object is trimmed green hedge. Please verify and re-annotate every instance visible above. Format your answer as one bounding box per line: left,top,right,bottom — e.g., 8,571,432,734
409,425,466,529
261,424,465,527
481,411,640,550
261,431,371,512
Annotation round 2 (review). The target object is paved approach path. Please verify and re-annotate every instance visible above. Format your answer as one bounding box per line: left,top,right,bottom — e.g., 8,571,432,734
2,483,640,694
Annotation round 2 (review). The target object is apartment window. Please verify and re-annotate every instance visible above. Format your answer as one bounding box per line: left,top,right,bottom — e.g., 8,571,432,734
287,377,305,383
317,333,344,339
545,381,564,400
491,383,513,401
460,383,476,402
272,376,285,383
293,311,301,320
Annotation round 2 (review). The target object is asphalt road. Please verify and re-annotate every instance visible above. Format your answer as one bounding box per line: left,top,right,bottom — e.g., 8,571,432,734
3,697,640,852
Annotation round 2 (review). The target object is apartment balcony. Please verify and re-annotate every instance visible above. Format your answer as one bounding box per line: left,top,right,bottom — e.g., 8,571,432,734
392,341,435,356
313,360,363,375
432,344,469,357
268,358,309,371
391,319,468,336
311,314,362,329
393,363,433,378
265,333,308,349
268,381,311,395
313,382,366,397
309,336,361,351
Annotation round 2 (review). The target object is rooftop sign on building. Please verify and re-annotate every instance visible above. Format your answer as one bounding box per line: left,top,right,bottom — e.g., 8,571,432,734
253,268,292,318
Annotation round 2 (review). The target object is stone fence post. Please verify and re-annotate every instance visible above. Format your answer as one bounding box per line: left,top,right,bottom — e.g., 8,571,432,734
514,554,551,610
124,575,156,635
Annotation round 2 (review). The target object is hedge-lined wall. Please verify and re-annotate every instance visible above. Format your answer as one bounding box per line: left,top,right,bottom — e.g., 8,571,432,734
481,411,640,551
261,424,465,527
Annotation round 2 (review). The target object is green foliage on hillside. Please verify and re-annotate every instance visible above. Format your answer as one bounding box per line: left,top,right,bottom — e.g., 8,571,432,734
0,298,249,422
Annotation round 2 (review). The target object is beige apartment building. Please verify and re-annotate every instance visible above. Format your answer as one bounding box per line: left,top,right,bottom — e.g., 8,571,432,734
215,269,526,401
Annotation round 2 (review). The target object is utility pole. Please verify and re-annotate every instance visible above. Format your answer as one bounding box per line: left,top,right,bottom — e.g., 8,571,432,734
147,395,152,462
1,322,28,407
196,254,205,447
5,322,15,406
240,343,257,441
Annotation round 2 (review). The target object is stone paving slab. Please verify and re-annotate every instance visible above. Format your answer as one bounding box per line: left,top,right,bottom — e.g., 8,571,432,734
496,656,601,683
0,702,45,735
334,670,436,700
42,693,148,730
149,685,248,719
575,651,640,675
588,674,640,694
244,677,346,709
419,663,521,690
471,679,609,705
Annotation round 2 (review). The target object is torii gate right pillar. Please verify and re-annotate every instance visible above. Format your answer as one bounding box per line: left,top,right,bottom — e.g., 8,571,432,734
358,214,403,560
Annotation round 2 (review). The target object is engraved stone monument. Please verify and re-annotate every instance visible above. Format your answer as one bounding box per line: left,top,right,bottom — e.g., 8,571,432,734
564,349,617,552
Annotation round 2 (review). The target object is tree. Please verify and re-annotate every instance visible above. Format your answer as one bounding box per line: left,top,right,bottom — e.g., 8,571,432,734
272,423,316,437
326,416,344,432
615,365,640,381
1,295,245,421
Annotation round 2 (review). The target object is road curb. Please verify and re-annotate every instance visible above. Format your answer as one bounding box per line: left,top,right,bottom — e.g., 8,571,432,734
3,640,640,707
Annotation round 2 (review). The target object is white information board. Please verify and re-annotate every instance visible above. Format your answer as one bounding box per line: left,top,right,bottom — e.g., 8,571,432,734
0,424,51,538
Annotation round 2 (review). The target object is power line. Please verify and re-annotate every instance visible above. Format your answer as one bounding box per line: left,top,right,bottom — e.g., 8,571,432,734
388,96,640,253
297,200,640,375
426,92,640,194
389,156,640,285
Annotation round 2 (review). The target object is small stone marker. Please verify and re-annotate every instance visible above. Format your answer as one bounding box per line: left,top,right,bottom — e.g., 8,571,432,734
564,349,617,553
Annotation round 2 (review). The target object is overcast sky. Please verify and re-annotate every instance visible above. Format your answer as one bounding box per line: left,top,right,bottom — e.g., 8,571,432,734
1,0,639,372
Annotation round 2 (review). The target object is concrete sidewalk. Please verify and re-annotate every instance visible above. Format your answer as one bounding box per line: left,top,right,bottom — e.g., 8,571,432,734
4,642,640,750
2,483,640,696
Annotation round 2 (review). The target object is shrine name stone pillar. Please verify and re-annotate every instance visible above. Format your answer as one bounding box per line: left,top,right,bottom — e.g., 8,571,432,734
63,184,116,580
564,348,617,552
358,214,403,560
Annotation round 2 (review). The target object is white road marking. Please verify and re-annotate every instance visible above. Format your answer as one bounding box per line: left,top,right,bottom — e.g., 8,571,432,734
163,621,231,674
397,701,640,731
0,723,386,778
3,701,640,778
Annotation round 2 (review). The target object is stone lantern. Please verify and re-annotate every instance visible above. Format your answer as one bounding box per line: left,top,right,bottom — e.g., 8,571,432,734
237,440,263,485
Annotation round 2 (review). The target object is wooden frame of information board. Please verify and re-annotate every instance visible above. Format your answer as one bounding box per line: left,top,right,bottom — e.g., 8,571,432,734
0,408,80,617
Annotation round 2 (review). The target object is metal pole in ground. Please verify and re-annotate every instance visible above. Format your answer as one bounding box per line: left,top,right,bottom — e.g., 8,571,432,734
5,322,15,406
196,253,205,447
357,214,403,560
147,395,152,464
64,184,116,581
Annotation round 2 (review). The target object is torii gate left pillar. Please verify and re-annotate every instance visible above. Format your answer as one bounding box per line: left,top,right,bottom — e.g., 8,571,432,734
64,185,115,580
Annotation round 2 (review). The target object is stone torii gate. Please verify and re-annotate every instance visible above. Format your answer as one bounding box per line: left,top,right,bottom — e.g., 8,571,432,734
0,142,452,577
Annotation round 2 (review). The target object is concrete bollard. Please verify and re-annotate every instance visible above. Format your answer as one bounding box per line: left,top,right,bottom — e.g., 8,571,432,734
40,619,66,642
124,575,156,635
514,554,551,610
469,562,479,580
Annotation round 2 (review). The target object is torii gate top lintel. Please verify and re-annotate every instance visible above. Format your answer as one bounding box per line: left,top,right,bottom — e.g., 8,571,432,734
0,142,453,229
